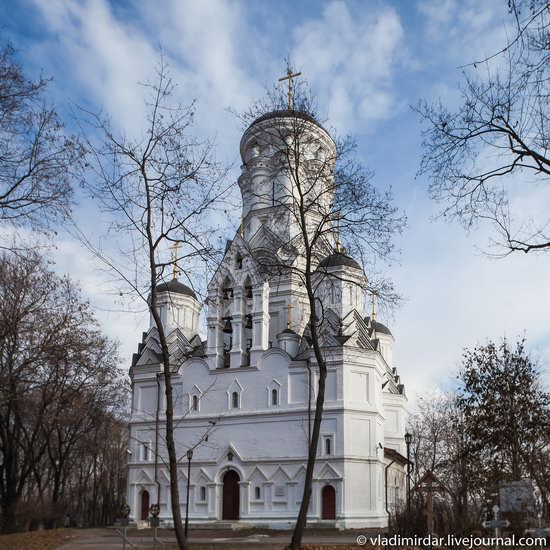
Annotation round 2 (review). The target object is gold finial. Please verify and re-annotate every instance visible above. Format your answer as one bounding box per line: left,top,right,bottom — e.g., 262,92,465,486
335,211,341,253
170,241,180,280
371,292,376,321
286,303,293,329
278,68,302,110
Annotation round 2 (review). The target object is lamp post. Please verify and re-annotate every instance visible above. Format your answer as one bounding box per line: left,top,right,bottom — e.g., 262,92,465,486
184,449,193,539
119,503,131,550
405,432,412,518
149,504,160,550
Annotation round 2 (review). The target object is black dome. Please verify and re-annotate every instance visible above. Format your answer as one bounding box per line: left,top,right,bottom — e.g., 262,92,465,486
371,320,392,336
249,109,324,131
317,251,363,271
156,278,197,299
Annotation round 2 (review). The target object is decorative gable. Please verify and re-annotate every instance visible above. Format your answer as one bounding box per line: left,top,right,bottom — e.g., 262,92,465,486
316,462,342,481
135,469,154,485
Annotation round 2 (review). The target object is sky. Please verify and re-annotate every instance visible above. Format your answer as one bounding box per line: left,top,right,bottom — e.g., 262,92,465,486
2,0,549,401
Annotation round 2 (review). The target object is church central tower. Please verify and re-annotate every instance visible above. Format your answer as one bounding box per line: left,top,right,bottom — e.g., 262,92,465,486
238,110,337,248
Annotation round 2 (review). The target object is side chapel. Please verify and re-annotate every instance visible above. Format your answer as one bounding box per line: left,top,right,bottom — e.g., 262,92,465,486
127,105,408,529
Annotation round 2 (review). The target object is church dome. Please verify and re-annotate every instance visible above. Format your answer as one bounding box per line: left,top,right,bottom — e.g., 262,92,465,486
317,251,363,271
156,278,197,300
248,109,324,131
371,320,392,336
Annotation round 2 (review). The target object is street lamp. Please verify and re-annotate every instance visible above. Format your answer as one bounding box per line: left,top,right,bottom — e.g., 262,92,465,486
405,432,412,517
184,449,193,539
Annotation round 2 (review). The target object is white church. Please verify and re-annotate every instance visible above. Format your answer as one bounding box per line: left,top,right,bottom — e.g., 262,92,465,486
127,107,408,529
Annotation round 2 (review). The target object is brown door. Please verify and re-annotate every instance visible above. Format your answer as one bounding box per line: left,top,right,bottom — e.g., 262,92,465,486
222,470,240,520
140,490,150,520
322,485,336,519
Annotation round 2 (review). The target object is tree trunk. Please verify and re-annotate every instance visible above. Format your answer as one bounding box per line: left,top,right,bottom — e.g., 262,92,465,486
289,285,328,549
290,362,327,549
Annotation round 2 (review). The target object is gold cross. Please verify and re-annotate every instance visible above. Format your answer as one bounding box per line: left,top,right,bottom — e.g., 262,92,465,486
286,303,293,329
278,68,302,110
170,241,180,279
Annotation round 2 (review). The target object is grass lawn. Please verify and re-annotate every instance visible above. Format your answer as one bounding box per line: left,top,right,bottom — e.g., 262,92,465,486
0,528,74,550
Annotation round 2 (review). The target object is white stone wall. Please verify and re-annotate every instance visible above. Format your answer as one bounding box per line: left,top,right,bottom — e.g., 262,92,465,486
128,340,406,528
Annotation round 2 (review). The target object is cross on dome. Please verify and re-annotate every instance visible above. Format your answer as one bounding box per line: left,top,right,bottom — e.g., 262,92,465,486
170,241,180,279
278,68,302,110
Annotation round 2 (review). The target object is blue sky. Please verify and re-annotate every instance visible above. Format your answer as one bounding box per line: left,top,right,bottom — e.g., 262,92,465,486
3,0,549,400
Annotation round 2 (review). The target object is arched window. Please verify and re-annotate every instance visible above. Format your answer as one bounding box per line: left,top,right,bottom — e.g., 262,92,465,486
255,486,261,499
200,486,206,501
141,442,150,461
271,388,278,406
192,395,198,412
232,391,239,409
325,437,331,455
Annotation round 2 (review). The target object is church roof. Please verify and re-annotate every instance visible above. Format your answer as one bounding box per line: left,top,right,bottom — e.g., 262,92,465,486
248,109,325,131
317,251,362,271
131,327,204,368
156,278,197,299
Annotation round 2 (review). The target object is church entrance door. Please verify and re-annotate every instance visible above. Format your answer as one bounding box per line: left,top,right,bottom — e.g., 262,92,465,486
222,470,240,520
140,489,150,520
321,485,336,519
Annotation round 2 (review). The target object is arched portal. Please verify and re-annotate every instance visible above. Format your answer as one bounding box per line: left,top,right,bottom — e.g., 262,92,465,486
321,485,336,520
222,470,240,520
140,489,150,520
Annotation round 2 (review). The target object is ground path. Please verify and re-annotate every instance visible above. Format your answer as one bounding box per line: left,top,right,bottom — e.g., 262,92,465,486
54,527,377,549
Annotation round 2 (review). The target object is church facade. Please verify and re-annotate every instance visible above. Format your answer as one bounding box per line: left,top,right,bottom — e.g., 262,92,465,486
127,109,408,529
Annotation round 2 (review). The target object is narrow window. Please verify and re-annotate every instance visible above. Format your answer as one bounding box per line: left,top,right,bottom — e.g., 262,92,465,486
271,388,278,406
200,486,206,501
255,486,261,500
236,255,243,269
192,395,198,412
325,438,331,455
142,442,149,461
232,391,239,409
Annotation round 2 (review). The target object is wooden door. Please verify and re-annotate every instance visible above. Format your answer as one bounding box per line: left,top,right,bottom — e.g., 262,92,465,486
222,470,240,520
321,485,336,520
140,489,150,520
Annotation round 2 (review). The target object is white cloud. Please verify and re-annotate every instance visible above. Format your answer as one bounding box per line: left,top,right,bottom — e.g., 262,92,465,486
16,0,550,404
390,197,550,402
30,0,159,133
291,1,405,131
417,0,513,66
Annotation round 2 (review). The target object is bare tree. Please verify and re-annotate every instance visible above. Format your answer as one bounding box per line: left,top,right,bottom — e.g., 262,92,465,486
416,1,550,254
457,337,550,517
233,79,405,549
0,42,83,234
409,337,550,529
79,57,228,549
409,392,479,531
0,250,124,533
